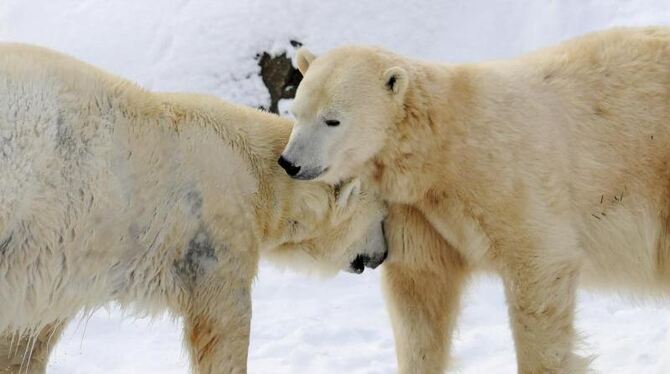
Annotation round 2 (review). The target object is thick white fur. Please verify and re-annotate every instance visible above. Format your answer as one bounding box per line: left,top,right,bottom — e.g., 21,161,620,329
287,27,670,373
0,43,386,373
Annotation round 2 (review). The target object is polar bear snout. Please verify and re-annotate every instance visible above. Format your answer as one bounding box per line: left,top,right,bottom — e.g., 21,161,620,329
346,250,388,274
278,153,326,180
346,221,388,274
277,155,301,176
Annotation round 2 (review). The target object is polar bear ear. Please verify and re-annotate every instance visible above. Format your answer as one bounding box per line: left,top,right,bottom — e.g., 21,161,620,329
383,66,409,100
335,178,362,209
296,48,316,75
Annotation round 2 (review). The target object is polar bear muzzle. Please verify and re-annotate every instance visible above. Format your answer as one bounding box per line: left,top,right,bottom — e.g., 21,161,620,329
345,220,388,274
277,155,301,177
346,250,388,274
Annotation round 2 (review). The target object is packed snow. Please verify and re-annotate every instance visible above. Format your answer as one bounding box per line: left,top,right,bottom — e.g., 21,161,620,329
2,0,670,372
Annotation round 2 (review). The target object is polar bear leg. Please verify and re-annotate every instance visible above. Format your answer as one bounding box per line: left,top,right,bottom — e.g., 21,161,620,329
180,251,255,374
501,243,588,374
0,321,68,374
382,204,469,374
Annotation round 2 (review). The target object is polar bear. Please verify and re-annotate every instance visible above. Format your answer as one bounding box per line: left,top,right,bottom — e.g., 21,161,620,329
0,43,387,373
280,27,670,373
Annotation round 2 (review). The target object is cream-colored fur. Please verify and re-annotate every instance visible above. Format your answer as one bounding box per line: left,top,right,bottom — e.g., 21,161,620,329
284,27,670,373
0,43,387,373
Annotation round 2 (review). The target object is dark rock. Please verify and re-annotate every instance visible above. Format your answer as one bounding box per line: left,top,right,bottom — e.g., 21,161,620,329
257,45,303,114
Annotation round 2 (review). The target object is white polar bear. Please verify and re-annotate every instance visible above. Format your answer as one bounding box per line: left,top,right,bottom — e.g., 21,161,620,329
281,27,670,373
0,43,387,373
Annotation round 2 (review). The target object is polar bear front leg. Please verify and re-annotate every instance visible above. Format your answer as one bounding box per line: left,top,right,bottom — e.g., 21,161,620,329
182,276,252,374
176,240,256,374
500,245,588,374
381,204,469,374
0,320,68,374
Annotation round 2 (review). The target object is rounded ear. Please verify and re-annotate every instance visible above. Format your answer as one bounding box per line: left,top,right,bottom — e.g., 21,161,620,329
383,66,409,100
295,48,316,75
335,178,362,209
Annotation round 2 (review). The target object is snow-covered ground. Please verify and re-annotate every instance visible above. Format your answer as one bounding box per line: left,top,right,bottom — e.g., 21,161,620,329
3,0,670,372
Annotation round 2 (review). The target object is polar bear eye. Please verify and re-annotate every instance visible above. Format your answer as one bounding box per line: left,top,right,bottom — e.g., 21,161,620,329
324,119,340,127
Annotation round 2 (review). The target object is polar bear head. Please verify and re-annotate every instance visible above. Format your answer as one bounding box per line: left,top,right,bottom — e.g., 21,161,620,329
279,46,409,184
265,178,388,276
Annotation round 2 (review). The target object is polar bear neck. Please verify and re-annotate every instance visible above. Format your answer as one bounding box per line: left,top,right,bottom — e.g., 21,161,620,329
149,94,334,251
368,62,468,204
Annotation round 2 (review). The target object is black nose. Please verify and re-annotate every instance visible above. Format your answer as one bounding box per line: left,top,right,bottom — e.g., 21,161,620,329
278,155,301,176
349,254,368,274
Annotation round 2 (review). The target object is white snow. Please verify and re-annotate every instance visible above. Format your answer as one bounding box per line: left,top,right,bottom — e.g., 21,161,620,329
2,0,670,372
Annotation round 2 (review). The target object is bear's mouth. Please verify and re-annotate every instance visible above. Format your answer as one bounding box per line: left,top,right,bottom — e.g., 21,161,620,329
292,166,328,181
